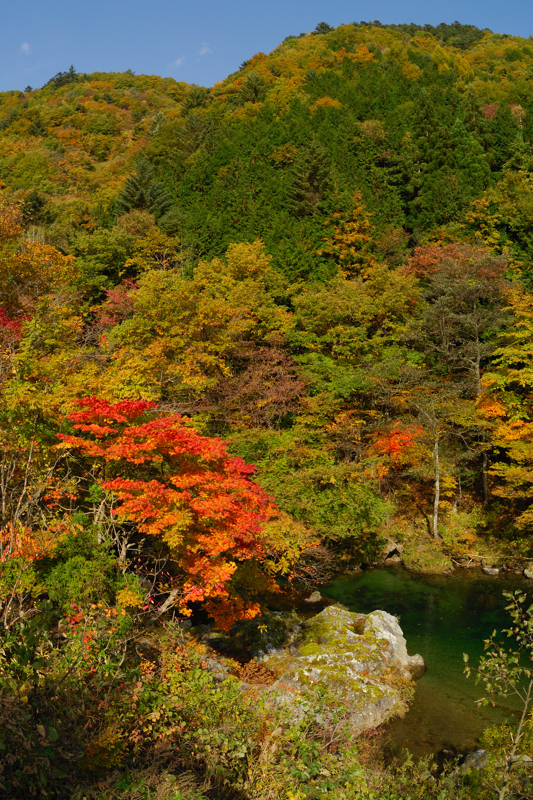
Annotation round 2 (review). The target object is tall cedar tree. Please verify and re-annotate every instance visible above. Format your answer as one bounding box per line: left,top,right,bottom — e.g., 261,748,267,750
287,142,330,218
117,158,172,218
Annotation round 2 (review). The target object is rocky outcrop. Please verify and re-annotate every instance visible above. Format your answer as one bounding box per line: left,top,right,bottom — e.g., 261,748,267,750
304,591,323,603
263,604,424,736
378,539,404,566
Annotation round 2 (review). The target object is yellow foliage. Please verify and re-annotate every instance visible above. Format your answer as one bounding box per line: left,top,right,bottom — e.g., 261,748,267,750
162,509,194,549
350,43,375,65
402,62,422,81
233,103,263,119
259,512,317,576
47,240,294,407
116,585,145,609
466,195,504,250
196,239,272,283
319,191,380,277
309,97,342,114
0,197,23,239
124,228,184,273
0,214,77,313
267,75,306,112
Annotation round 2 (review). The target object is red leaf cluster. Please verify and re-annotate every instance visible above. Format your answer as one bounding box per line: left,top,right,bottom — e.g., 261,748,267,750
59,398,278,627
372,422,423,462
92,280,137,331
0,307,24,346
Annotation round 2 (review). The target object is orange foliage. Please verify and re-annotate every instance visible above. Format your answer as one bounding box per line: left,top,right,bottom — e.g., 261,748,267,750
404,243,507,283
59,398,278,628
371,422,424,464
0,521,67,563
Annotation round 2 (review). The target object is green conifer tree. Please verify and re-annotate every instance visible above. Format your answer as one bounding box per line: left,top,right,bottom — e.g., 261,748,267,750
459,88,492,147
117,158,172,218
492,104,522,169
183,85,209,114
287,142,330,218
407,91,459,227
240,72,267,104
450,117,491,198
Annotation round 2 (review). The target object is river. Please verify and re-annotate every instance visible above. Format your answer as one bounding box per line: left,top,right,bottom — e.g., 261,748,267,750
323,566,533,758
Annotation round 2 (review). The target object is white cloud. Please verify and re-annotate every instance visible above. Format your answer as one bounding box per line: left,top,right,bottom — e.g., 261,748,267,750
174,56,185,67
198,42,211,57
20,42,31,55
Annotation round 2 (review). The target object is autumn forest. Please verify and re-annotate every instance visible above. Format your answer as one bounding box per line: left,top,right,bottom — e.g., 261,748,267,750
1,19,533,799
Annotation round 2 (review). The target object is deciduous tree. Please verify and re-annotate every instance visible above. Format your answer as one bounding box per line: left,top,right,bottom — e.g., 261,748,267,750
59,398,278,628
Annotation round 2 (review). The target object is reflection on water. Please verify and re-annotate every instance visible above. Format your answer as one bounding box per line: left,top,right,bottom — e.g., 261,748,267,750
324,567,532,757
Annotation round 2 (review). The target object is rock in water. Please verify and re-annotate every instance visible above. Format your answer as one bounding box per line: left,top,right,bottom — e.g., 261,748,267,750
263,604,425,736
406,653,427,680
524,566,533,580
482,566,500,576
304,591,322,603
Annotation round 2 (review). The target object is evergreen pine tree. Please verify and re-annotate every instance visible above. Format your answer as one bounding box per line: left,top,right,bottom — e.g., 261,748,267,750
117,158,172,218
450,117,491,198
240,72,267,104
492,104,522,169
287,142,330,218
408,91,457,227
183,85,209,114
314,22,334,34
459,88,492,147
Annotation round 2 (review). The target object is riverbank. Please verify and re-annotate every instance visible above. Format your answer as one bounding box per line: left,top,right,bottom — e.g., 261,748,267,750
323,565,533,758
368,529,533,579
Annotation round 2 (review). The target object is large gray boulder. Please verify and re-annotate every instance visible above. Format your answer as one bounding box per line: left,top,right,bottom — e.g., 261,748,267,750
263,604,424,735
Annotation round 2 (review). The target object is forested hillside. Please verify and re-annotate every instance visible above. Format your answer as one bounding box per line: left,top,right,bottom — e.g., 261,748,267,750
1,20,532,799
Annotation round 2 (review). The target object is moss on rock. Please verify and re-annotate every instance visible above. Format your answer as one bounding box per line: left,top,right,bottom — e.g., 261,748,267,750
263,604,424,736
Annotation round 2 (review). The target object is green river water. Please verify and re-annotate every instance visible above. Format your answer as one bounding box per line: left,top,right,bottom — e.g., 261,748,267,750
324,566,533,758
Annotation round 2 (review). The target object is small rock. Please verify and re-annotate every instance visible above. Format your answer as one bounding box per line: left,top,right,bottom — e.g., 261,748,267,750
482,566,500,576
381,539,404,561
407,653,427,680
524,566,533,580
204,657,230,683
304,591,322,603
384,554,402,565
460,749,487,771
460,749,532,774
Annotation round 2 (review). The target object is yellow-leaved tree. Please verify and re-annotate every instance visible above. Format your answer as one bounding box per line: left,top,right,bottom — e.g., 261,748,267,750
318,191,380,277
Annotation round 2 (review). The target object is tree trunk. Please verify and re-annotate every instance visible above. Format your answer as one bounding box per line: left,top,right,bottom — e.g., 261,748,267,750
475,327,491,508
496,678,532,800
482,450,490,507
452,475,462,513
433,431,440,539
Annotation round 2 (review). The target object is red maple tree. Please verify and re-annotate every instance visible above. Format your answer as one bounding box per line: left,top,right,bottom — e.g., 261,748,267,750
59,398,278,628
373,422,423,462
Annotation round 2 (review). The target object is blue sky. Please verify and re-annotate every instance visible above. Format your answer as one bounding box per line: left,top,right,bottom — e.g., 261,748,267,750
2,0,533,92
